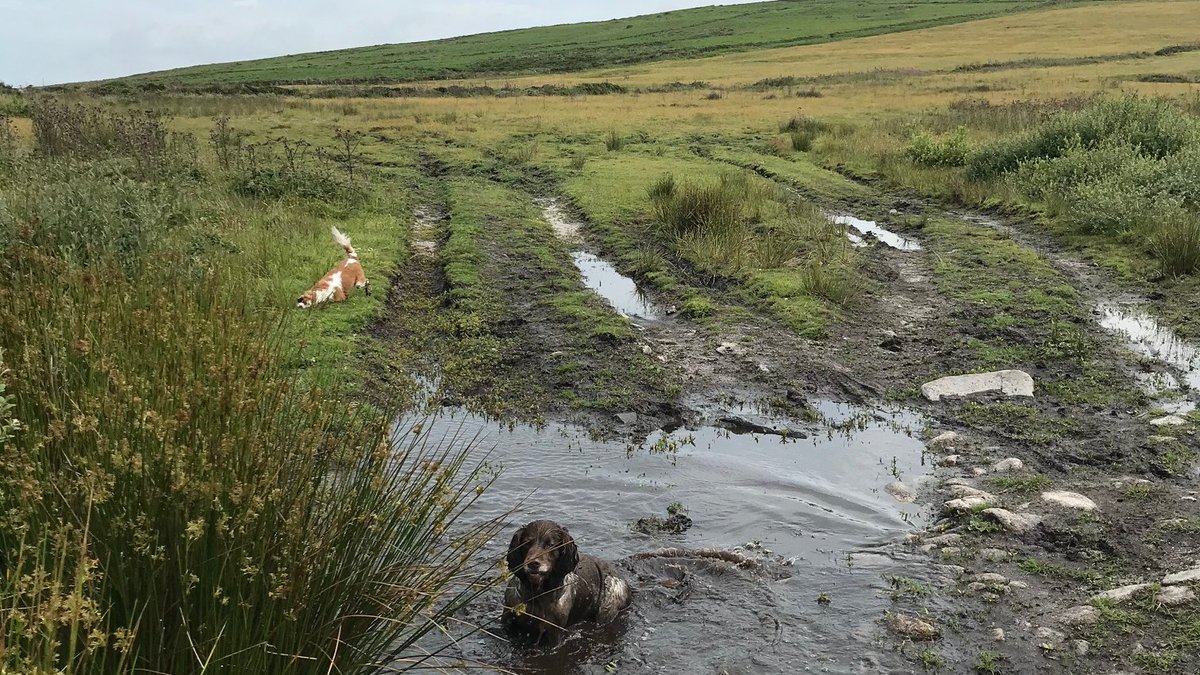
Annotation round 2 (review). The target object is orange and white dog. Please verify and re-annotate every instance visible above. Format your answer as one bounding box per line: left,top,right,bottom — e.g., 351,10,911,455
296,227,371,308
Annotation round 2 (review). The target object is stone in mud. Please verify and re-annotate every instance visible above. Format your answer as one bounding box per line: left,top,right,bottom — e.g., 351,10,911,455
920,370,1034,402
716,342,748,357
992,628,1006,642
1056,605,1099,627
993,458,1025,473
1157,585,1196,606
924,533,962,547
1092,583,1152,604
972,467,988,477
939,454,962,467
981,508,1041,534
1035,626,1066,645
1162,564,1200,585
1150,414,1188,426
717,415,808,438
948,484,997,501
944,496,989,512
1009,580,1029,590
928,431,960,449
1072,639,1090,657
1041,491,1099,511
886,481,917,503
980,548,1012,562
887,613,941,640
973,573,1009,585
615,412,639,425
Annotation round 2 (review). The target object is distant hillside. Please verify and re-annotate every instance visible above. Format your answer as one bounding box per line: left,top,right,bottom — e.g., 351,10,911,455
110,0,1075,87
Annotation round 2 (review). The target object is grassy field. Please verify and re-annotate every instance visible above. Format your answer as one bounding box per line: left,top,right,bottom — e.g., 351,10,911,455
6,0,1200,672
104,0,1066,86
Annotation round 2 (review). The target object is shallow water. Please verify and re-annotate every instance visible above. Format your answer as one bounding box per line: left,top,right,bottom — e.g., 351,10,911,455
832,215,922,252
398,400,938,673
1097,302,1199,412
571,251,661,321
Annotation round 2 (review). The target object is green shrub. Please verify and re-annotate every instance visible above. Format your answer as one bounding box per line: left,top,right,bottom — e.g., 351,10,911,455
1150,212,1200,276
906,126,971,167
791,130,815,152
229,165,363,202
605,129,624,151
0,253,501,674
968,95,1198,179
1061,174,1182,234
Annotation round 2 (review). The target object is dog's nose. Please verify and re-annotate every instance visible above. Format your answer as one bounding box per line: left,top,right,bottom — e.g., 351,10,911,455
526,560,546,574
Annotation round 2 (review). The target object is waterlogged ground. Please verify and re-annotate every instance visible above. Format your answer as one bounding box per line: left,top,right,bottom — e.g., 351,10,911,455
364,143,1200,674
402,401,944,674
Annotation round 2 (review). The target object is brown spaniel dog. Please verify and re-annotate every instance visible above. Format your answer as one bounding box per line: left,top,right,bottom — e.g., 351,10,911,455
502,519,631,647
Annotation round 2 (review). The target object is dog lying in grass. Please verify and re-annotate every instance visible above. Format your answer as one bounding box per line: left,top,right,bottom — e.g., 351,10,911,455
296,227,371,308
503,519,632,647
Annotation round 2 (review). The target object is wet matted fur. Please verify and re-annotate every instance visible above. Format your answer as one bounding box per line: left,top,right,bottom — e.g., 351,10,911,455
502,519,632,647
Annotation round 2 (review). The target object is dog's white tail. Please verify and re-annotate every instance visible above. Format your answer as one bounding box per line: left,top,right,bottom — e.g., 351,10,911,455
331,226,357,258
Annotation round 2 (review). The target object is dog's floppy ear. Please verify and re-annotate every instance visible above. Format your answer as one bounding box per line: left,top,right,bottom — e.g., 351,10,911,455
554,526,579,579
506,526,527,578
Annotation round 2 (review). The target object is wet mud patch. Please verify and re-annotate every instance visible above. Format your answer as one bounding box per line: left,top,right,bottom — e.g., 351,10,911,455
403,402,941,674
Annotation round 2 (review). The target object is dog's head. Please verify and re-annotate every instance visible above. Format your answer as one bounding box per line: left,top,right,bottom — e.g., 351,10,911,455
507,519,579,591
296,291,315,309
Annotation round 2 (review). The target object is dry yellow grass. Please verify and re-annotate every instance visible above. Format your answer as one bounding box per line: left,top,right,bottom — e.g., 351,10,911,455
155,1,1200,144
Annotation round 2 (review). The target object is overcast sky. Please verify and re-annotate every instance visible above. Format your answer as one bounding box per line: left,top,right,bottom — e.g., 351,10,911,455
1,0,761,86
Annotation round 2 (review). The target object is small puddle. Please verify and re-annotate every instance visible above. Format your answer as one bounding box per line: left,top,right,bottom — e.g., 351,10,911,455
832,214,922,252
538,198,663,321
536,197,582,242
402,400,937,673
571,252,661,321
1097,302,1199,412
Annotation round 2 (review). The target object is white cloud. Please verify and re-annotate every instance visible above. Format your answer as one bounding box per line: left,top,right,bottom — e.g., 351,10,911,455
0,0,759,86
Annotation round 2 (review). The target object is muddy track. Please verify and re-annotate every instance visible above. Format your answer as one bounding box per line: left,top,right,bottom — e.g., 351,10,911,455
718,160,1200,672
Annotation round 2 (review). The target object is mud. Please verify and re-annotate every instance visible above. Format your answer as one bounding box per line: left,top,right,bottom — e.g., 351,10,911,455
400,402,941,674
370,159,1200,673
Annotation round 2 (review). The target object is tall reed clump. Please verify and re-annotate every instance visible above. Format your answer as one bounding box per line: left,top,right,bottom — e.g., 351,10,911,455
970,96,1200,276
1,99,504,674
645,172,863,306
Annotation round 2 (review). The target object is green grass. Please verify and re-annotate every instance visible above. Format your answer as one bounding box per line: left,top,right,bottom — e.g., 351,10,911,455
0,107,501,672
101,1,1060,87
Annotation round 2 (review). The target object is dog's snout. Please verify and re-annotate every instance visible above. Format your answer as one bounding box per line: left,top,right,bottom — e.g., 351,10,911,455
525,558,547,574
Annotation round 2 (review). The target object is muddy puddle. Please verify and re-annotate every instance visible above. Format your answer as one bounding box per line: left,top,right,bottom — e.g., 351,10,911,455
400,400,942,673
1097,302,1199,412
537,198,663,321
571,252,661,321
832,214,922,252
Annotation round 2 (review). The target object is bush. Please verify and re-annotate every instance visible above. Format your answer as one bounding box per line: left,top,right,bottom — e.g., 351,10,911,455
605,129,624,151
906,126,971,167
0,253,501,674
1149,212,1200,276
968,96,1198,179
229,165,363,202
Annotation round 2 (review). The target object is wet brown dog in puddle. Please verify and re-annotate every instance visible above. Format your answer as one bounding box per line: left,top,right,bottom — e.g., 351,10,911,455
503,519,632,647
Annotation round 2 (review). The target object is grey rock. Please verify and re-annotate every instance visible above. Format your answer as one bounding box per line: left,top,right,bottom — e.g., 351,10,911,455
993,457,1025,473
1042,490,1099,511
928,431,960,449
973,573,1009,585
1073,639,1090,657
1056,605,1099,627
966,582,987,593
944,496,989,512
886,481,917,503
1157,585,1196,606
939,546,962,556
1150,414,1188,426
887,614,940,640
615,412,638,425
948,484,998,501
980,548,1012,562
1009,580,1030,590
1035,626,1065,644
982,508,1042,534
925,533,963,547
1092,583,1151,604
1163,565,1200,585
992,628,1006,641
939,454,962,467
972,467,989,477
921,370,1034,402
